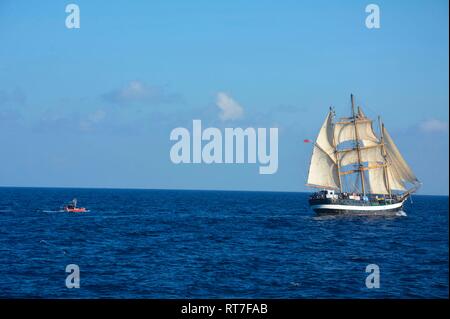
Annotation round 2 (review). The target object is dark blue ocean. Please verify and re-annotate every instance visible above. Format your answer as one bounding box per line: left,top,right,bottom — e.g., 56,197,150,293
0,187,448,298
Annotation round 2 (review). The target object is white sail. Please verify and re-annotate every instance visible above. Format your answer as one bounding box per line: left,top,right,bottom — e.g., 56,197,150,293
383,127,420,190
316,111,336,160
307,146,340,189
363,126,417,194
306,101,419,196
386,167,407,191
367,167,389,194
334,120,379,148
338,146,385,168
306,112,340,189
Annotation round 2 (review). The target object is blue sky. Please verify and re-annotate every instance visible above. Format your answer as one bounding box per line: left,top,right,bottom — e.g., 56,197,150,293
0,0,448,195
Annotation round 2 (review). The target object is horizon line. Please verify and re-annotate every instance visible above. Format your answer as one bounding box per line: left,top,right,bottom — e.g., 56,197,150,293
0,185,448,197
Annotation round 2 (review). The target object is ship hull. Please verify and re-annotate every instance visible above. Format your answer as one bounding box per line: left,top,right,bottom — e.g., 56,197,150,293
310,199,405,216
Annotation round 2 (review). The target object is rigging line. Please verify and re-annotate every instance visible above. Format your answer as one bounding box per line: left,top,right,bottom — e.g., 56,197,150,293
353,173,359,193
353,95,383,140
351,94,366,195
354,95,379,119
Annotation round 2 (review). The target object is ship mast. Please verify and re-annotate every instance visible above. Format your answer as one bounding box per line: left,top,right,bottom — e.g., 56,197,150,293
351,94,366,195
378,116,392,198
330,106,343,192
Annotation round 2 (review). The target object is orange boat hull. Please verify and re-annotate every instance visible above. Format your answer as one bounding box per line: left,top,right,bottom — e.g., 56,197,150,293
64,207,87,213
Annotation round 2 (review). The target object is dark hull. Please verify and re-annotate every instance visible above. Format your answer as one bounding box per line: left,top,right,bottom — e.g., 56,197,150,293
309,198,405,216
313,205,403,216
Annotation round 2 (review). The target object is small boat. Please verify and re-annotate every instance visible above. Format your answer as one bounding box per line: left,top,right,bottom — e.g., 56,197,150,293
63,198,87,213
306,94,421,215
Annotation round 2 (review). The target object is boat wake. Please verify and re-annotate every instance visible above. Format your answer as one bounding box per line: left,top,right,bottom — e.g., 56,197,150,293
313,210,408,219
42,209,90,213
395,210,407,217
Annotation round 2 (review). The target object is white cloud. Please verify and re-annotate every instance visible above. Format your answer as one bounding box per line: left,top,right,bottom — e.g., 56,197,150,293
88,109,106,123
119,81,150,100
419,119,448,133
216,92,244,121
79,110,107,131
103,80,180,105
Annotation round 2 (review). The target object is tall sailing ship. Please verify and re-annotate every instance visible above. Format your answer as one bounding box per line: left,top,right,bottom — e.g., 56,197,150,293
307,94,421,215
